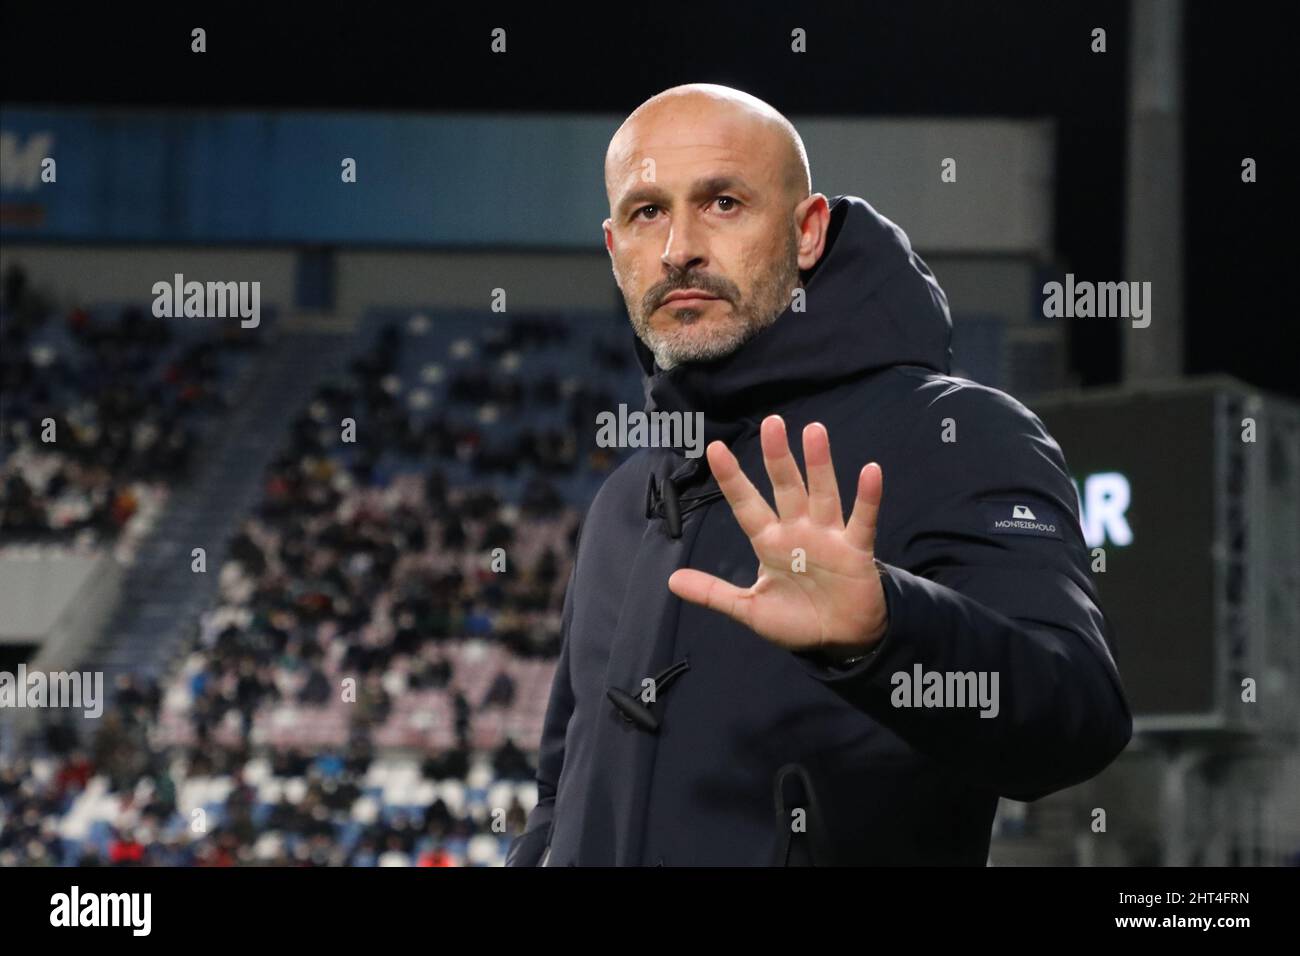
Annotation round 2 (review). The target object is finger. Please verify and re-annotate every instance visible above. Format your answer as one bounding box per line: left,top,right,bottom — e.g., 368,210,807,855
802,422,843,528
668,569,753,628
759,415,808,521
707,439,777,541
844,462,883,552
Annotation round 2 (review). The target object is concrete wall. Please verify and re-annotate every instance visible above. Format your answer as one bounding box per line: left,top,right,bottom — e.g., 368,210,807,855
1,246,1037,324
0,551,104,643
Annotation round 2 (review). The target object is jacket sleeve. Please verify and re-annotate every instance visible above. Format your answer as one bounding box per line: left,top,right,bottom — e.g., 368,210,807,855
505,559,578,865
795,383,1134,802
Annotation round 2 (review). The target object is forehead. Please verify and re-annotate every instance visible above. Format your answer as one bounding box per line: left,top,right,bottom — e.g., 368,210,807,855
607,107,781,195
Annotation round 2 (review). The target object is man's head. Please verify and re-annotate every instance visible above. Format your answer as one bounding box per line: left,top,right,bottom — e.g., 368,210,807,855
603,84,831,370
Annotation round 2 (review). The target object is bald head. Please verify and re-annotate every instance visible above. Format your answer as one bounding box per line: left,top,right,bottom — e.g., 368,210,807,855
602,84,829,371
605,83,810,210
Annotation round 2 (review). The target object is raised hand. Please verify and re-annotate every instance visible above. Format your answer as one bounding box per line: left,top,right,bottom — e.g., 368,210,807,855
667,415,888,660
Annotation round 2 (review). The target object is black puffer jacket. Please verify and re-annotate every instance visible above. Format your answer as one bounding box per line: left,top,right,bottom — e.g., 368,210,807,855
507,194,1133,866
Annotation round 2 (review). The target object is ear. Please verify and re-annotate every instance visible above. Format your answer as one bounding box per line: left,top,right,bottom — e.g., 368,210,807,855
793,194,831,271
603,218,615,257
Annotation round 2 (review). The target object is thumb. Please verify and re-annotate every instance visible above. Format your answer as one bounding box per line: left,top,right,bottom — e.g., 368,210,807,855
668,569,751,626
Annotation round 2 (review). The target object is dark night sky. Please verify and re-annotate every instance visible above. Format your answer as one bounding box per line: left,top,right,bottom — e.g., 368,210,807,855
2,1,1290,396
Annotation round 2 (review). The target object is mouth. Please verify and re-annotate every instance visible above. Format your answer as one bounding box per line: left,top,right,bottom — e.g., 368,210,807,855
661,290,722,309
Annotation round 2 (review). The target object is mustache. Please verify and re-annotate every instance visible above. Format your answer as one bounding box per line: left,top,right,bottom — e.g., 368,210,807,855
644,274,738,311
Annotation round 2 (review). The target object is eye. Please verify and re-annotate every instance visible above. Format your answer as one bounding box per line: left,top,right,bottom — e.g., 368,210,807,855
634,205,660,221
714,196,740,212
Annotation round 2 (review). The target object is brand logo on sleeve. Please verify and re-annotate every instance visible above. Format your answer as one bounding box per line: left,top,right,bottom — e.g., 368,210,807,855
980,500,1062,539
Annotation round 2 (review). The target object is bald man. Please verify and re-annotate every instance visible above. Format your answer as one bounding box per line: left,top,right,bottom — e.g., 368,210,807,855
507,84,1132,866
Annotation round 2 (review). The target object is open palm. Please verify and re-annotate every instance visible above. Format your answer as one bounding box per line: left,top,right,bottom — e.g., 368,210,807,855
667,415,888,659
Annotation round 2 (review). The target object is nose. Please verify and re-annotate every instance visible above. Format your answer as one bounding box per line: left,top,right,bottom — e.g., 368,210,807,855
660,216,707,275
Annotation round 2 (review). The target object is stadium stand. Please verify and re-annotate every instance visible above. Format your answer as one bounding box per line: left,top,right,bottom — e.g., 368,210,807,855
1,291,643,866
1,264,269,559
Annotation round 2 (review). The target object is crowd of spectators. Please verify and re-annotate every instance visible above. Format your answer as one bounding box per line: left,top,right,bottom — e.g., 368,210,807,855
2,303,639,865
0,264,262,549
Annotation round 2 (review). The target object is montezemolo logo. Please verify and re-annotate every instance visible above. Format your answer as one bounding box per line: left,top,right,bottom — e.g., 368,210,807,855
982,474,1133,547
993,504,1057,534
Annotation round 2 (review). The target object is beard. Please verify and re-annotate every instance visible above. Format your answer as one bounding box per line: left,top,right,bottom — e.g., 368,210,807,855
624,227,801,371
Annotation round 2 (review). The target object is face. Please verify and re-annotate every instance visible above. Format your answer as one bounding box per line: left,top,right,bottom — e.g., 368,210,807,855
604,102,825,370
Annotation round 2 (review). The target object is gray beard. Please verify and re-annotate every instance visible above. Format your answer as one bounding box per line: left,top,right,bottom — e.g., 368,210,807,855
649,298,787,372
631,228,802,373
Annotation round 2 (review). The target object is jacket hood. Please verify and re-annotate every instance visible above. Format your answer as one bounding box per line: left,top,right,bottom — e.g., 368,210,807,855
633,194,952,432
